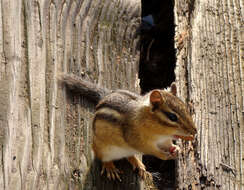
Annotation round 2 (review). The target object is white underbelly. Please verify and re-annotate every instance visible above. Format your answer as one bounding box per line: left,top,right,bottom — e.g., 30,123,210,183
102,146,140,162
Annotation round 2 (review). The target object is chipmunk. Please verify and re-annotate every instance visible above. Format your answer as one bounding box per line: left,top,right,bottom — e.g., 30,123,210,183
60,74,197,181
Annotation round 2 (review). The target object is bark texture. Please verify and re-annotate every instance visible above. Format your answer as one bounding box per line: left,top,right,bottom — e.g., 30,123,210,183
1,0,243,189
0,0,143,189
175,0,243,189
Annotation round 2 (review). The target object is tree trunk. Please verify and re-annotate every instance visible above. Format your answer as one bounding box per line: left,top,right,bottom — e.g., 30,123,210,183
175,0,243,189
0,0,147,189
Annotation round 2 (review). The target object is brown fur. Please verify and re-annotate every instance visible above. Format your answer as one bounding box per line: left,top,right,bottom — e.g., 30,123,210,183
60,74,197,179
92,88,197,162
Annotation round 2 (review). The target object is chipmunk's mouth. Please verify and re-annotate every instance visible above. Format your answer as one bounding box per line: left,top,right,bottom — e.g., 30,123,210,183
156,140,178,156
157,143,169,152
155,136,173,153
173,135,194,141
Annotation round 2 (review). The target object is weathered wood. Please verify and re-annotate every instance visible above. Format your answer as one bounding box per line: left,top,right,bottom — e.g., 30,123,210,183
0,0,144,189
1,0,243,189
175,0,244,189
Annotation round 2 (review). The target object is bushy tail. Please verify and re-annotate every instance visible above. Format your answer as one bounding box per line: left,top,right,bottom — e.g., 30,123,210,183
59,73,110,104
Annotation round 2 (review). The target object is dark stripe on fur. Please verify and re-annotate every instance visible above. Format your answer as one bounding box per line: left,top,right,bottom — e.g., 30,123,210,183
94,113,125,126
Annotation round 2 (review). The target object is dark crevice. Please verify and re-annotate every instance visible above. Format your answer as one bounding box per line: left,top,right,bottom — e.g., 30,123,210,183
140,0,176,189
139,0,176,94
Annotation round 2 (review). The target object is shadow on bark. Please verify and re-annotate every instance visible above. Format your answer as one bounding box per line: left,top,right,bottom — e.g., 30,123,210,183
83,159,142,190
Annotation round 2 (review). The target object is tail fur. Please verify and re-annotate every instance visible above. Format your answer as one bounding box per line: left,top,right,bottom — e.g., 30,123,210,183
59,73,110,104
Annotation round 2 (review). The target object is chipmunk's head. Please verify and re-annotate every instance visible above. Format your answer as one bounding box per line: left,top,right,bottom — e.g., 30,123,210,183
148,83,197,141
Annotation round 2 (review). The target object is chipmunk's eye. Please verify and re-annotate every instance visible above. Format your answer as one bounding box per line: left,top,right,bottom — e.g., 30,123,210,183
164,112,178,122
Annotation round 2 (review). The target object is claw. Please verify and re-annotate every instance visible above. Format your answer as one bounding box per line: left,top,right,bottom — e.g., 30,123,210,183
111,172,116,180
101,161,122,181
101,167,105,175
127,156,148,180
107,171,111,180
115,171,121,181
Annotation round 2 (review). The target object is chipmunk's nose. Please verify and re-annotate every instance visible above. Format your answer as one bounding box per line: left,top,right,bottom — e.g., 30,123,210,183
185,124,197,136
190,125,197,135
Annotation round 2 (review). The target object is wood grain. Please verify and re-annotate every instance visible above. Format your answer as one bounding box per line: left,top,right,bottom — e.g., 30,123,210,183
0,0,142,189
175,0,243,189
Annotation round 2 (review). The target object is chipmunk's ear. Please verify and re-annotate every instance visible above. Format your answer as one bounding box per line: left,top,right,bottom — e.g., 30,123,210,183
170,82,177,96
150,90,163,107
